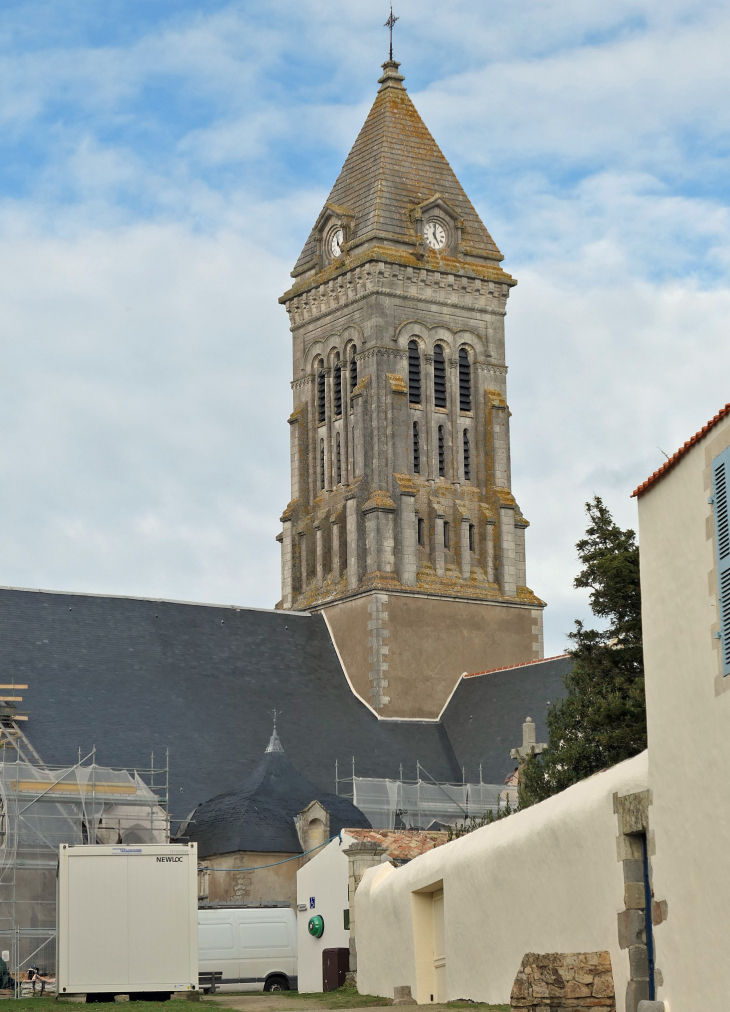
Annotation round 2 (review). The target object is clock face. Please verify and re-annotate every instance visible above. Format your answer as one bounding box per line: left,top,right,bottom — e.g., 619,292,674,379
330,228,344,258
424,219,447,250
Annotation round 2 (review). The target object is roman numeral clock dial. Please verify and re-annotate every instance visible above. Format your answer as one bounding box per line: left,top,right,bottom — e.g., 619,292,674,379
330,229,344,258
424,219,447,250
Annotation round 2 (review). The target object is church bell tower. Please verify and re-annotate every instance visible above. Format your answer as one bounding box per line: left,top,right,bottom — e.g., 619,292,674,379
277,60,545,718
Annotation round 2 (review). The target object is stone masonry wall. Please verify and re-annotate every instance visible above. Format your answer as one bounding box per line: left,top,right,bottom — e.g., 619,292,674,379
510,952,616,1011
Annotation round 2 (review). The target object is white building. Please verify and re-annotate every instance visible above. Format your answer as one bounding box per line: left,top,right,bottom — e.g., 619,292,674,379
354,400,730,1012
296,830,446,993
633,400,730,1012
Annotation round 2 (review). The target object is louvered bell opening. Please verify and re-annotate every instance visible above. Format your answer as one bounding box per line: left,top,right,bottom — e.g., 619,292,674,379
438,425,445,477
334,366,342,416
459,349,472,412
350,350,358,392
463,429,471,481
317,369,326,423
336,432,342,485
413,421,420,474
434,346,446,409
408,341,421,404
320,438,325,490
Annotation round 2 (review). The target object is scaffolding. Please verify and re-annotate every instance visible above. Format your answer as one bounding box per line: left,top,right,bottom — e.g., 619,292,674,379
0,693,170,994
335,758,517,830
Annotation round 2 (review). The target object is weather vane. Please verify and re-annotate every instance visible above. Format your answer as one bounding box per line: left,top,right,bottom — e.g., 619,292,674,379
385,3,399,62
271,708,281,729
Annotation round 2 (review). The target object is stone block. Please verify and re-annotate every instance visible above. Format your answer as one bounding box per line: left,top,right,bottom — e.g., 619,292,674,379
624,882,645,909
625,978,649,1012
622,858,644,884
628,945,648,980
592,974,615,998
565,981,591,999
393,985,417,1005
652,899,668,925
636,1003,665,1012
618,908,646,949
114,997,130,1003
57,996,87,1004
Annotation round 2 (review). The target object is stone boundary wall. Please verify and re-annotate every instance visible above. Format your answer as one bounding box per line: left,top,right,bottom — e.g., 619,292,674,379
510,951,616,1010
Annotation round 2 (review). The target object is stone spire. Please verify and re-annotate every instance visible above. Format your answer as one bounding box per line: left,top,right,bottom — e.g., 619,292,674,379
265,710,284,753
289,61,502,282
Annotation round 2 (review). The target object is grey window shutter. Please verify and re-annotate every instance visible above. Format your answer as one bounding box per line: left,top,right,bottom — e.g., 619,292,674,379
712,446,730,676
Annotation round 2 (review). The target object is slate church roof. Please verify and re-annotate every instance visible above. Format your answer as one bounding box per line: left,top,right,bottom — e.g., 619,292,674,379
0,587,568,826
292,61,502,276
185,728,369,858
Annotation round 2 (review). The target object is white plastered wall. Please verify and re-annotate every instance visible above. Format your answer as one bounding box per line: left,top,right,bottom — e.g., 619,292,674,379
355,754,647,1008
296,834,352,992
637,411,730,1012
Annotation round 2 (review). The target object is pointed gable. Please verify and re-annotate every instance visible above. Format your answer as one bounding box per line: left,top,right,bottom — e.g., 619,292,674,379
292,62,502,277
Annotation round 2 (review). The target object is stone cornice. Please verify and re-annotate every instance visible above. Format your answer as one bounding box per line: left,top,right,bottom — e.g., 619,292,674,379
283,244,513,301
281,257,513,331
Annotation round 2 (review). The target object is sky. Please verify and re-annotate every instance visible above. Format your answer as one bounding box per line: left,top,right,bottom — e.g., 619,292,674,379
0,0,729,656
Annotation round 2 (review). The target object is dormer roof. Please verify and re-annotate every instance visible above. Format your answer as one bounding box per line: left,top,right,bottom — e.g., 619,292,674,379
291,61,502,277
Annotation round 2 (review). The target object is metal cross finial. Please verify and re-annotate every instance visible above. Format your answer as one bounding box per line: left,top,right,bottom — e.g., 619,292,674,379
384,3,399,61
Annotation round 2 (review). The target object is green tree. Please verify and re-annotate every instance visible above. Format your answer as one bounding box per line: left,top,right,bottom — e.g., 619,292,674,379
520,496,646,806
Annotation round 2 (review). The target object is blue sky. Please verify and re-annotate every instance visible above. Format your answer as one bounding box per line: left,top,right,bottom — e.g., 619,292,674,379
1,0,729,654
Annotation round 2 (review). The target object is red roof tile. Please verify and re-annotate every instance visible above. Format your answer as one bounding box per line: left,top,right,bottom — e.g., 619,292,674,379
344,828,447,860
632,403,730,498
464,654,569,679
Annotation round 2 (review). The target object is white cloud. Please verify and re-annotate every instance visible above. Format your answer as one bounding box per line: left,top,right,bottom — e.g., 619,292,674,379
0,0,728,659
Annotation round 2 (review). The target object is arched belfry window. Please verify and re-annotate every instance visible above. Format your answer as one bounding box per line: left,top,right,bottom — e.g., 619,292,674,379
463,429,471,481
334,354,342,417
317,365,326,423
349,347,358,392
459,348,472,412
413,421,420,474
434,345,446,409
438,425,445,477
408,341,421,404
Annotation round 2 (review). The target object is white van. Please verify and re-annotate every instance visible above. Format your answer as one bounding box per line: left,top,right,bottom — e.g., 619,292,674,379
198,907,297,993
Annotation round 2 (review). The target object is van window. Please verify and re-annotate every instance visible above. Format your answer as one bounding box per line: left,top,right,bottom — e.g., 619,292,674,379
200,924,235,950
238,921,289,949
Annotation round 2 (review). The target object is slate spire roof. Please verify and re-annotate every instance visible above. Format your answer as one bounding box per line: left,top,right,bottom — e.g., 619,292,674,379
292,61,502,276
185,729,370,858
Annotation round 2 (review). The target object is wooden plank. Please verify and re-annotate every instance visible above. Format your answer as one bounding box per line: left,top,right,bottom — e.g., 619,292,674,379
11,780,137,795
0,685,28,689
0,696,23,702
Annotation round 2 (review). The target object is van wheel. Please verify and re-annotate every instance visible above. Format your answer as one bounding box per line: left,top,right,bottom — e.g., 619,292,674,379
264,976,289,992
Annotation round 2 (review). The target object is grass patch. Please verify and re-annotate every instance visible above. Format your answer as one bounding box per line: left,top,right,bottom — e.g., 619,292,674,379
445,1005,510,1011
2,1001,199,1012
268,983,391,1007
258,985,509,1011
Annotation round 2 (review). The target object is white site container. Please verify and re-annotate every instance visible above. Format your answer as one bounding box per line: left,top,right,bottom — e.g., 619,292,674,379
57,843,198,997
